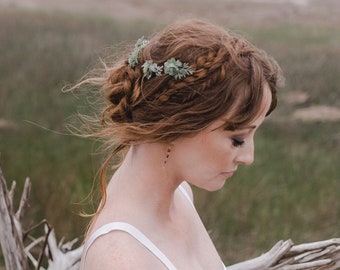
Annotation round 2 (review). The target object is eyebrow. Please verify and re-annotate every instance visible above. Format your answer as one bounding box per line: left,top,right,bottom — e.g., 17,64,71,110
227,125,257,134
212,123,257,133
238,125,257,130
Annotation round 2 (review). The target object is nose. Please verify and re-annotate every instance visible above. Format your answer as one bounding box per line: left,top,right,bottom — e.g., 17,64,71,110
235,140,254,166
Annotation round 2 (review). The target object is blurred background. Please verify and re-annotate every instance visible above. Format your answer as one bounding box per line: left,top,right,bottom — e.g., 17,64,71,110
0,0,339,267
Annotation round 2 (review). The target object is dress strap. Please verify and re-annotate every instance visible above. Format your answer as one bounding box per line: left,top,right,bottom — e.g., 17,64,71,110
178,183,195,208
80,222,177,270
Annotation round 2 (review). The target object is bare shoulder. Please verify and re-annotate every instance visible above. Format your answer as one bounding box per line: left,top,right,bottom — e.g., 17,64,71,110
181,181,194,202
84,230,165,270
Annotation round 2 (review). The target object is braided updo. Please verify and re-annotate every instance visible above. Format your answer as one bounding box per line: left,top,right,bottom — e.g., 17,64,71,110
98,19,283,153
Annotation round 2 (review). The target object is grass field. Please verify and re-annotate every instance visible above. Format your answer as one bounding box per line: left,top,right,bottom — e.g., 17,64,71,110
0,4,339,266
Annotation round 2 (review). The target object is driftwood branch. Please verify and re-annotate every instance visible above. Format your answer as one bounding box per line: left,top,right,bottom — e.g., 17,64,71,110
0,165,83,270
227,238,340,269
0,166,29,270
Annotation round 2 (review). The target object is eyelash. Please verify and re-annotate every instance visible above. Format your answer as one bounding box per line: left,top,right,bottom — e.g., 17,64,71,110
232,138,245,147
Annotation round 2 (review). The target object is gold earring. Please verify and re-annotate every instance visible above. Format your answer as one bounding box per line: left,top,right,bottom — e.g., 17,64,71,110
163,145,171,165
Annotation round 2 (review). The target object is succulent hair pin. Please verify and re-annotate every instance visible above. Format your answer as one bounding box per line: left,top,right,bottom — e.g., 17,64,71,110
128,37,194,80
164,58,193,79
128,37,149,68
142,60,163,79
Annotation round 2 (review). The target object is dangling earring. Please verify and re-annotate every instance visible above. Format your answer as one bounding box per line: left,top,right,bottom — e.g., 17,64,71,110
163,145,172,166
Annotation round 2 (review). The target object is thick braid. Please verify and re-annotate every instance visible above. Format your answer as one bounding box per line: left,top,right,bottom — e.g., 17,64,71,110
102,61,142,124
154,48,229,105
136,47,235,111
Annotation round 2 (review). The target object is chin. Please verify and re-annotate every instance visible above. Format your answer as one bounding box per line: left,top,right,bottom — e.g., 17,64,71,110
201,179,226,192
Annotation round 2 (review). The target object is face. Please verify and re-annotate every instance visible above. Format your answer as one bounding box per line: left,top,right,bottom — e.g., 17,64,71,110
170,84,272,191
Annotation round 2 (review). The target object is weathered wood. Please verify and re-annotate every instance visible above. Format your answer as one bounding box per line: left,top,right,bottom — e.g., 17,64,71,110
0,166,29,270
226,238,340,269
226,240,294,270
0,165,83,270
45,227,83,270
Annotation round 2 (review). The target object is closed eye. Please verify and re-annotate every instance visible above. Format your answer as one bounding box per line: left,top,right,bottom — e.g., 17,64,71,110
232,138,245,147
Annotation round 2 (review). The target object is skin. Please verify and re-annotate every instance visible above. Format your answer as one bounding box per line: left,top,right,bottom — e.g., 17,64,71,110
84,84,272,270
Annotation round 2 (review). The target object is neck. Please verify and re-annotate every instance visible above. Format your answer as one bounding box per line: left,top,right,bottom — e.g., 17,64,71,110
106,143,181,222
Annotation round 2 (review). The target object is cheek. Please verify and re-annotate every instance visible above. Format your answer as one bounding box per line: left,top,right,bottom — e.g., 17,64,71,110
215,145,233,167
202,136,233,166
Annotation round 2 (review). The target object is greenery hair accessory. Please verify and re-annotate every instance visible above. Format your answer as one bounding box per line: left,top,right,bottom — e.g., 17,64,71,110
128,37,193,80
142,60,163,79
164,58,193,79
128,37,149,68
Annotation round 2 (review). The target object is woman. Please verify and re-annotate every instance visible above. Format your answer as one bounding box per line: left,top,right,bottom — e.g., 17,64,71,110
79,19,284,269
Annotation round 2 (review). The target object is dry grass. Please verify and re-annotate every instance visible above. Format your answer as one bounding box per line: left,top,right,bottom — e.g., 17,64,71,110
2,0,340,27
